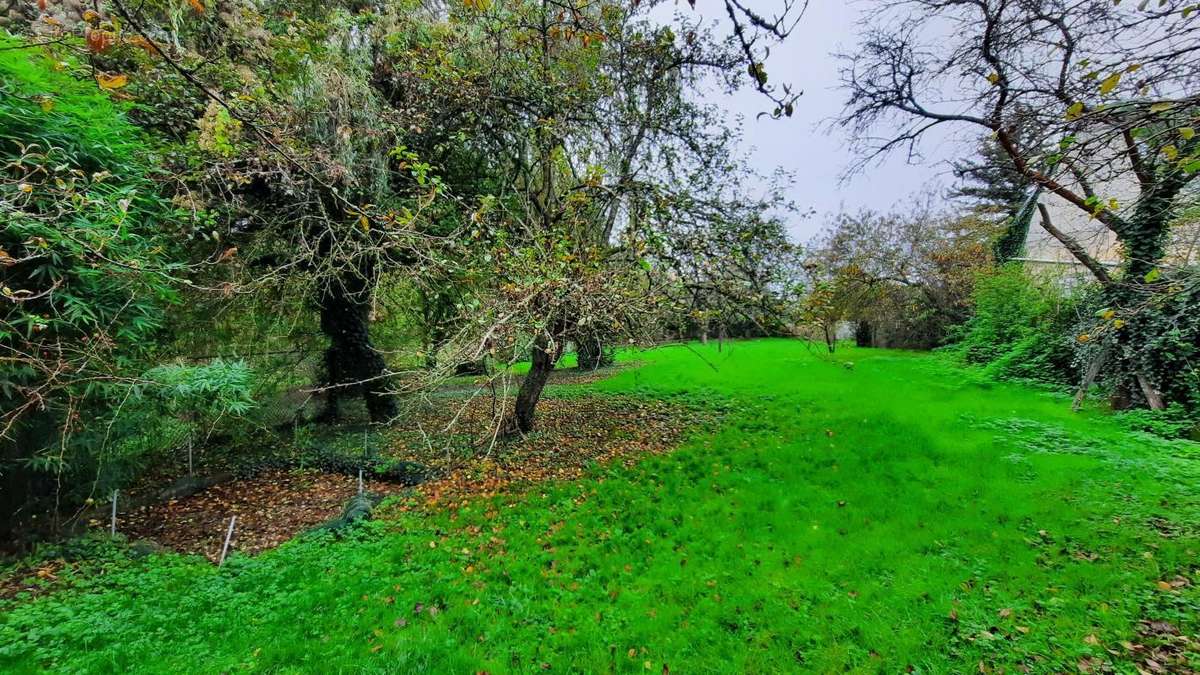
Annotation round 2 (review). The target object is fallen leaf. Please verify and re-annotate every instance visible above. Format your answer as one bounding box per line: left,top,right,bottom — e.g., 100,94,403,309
95,73,128,90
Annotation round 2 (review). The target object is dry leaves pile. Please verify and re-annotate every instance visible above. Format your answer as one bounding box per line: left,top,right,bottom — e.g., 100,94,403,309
1122,618,1200,675
116,469,405,561
108,392,708,560
398,395,709,509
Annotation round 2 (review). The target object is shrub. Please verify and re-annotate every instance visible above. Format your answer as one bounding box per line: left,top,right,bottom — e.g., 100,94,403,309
1080,267,1200,415
0,37,186,539
952,265,1080,384
1117,403,1200,441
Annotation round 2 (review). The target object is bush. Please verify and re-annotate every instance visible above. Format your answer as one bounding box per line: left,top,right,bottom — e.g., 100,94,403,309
0,37,187,539
952,265,1080,384
1082,267,1200,414
1117,403,1200,441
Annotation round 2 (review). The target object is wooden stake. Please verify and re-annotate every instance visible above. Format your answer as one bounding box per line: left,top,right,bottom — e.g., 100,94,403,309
110,490,118,537
219,515,237,566
1073,345,1110,411
358,468,364,495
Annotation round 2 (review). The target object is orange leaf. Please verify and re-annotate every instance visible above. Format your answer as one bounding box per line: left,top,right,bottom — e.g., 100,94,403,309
188,0,206,13
126,35,159,55
87,29,114,54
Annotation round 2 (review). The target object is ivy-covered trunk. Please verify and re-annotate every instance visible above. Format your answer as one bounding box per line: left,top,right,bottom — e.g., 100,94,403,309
1096,171,1192,410
1119,173,1187,281
316,267,396,423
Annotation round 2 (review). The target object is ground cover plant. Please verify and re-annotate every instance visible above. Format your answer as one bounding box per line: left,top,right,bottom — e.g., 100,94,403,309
1,340,1197,673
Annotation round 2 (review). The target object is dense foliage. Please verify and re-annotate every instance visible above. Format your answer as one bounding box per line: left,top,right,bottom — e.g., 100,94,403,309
0,41,186,536
0,0,803,536
799,204,995,351
952,266,1081,384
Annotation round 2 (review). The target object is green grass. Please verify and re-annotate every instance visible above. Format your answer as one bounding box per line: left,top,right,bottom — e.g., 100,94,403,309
2,340,1198,673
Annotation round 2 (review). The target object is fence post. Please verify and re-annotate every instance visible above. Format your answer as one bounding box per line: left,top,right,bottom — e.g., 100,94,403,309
109,490,118,537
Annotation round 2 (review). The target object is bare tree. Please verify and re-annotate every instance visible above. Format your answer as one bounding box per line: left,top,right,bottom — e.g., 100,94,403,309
836,0,1200,282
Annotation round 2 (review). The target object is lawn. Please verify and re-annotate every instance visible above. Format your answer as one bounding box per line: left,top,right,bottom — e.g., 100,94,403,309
1,340,1197,673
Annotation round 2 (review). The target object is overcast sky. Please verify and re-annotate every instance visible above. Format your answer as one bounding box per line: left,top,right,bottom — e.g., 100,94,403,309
658,0,965,242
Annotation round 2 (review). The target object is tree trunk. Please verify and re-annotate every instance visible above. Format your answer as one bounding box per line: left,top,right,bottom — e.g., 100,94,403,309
504,332,563,437
854,320,873,348
316,270,396,424
576,333,612,371
1121,171,1188,280
1136,372,1166,410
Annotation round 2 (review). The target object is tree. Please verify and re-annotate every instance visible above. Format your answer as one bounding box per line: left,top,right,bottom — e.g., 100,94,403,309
94,0,467,423
652,168,805,342
402,0,800,435
836,0,1200,409
803,203,996,350
951,122,1040,263
837,0,1200,283
952,135,1031,220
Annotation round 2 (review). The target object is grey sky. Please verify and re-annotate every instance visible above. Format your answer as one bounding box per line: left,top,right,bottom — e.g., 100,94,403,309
661,0,966,242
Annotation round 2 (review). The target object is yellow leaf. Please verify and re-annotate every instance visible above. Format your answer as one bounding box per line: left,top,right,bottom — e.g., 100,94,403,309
1065,102,1084,120
986,72,1000,85
1162,144,1179,161
96,73,129,90
1098,72,1121,95
1180,127,1196,140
